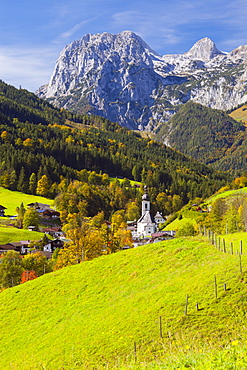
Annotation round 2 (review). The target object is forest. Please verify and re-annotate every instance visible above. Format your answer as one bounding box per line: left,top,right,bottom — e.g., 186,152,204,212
0,80,229,207
155,101,247,172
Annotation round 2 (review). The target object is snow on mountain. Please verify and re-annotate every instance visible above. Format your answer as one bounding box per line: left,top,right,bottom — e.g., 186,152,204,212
184,37,225,61
36,31,247,130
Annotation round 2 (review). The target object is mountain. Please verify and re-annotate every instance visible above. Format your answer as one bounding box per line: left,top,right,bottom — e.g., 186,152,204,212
155,101,246,171
36,31,247,130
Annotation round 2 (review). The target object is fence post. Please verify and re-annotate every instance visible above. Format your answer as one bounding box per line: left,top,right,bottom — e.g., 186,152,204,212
223,239,226,253
159,316,163,338
231,242,233,255
239,254,243,274
134,342,137,362
184,295,189,316
240,240,243,255
214,275,218,299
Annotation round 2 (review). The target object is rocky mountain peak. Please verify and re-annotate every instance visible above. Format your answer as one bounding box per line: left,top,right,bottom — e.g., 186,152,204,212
36,32,247,131
184,37,224,61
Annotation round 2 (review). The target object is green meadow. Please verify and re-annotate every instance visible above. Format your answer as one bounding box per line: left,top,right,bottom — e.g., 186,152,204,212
0,225,44,244
207,186,247,204
1,236,247,369
0,187,54,216
0,187,54,243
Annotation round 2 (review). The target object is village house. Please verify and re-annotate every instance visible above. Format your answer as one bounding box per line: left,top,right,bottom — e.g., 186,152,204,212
0,240,31,254
43,238,64,253
0,205,7,217
27,202,60,219
41,227,64,238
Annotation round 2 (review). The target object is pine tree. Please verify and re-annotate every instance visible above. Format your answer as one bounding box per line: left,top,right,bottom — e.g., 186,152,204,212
9,170,17,190
17,167,27,192
28,173,37,194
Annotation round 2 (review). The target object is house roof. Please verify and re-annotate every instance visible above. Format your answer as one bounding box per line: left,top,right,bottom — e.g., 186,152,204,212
32,250,53,259
0,244,18,251
28,202,51,209
41,227,62,233
154,212,164,219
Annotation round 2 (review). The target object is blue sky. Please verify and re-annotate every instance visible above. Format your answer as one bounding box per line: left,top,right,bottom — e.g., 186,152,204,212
0,0,247,92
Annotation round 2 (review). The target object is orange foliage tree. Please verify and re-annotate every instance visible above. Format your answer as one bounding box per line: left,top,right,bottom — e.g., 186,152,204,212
21,270,37,283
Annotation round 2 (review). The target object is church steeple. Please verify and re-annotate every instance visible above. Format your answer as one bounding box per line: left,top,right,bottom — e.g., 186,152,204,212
142,185,150,215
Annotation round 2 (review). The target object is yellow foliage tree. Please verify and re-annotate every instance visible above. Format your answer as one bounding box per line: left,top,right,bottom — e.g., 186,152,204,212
36,175,50,196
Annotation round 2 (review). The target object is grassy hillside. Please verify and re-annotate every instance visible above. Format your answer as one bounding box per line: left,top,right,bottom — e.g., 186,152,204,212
207,186,247,204
0,187,53,216
229,104,247,124
0,225,44,244
1,236,247,369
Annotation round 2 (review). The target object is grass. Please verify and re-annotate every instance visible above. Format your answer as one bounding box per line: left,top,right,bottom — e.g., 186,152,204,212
164,216,197,231
215,232,247,254
229,104,247,124
109,177,142,187
207,186,247,204
0,187,54,216
1,236,247,368
0,225,44,244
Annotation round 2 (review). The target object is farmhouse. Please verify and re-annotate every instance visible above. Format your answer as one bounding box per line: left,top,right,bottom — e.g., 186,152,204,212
0,205,7,217
0,240,31,254
43,239,64,253
27,202,60,219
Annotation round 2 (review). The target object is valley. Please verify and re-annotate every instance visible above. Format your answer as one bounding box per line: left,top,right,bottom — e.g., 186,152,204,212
1,29,247,369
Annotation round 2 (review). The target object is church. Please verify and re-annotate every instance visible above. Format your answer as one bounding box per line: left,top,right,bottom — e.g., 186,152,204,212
134,186,165,238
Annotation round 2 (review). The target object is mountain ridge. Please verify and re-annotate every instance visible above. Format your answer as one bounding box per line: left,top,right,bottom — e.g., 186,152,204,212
36,31,247,130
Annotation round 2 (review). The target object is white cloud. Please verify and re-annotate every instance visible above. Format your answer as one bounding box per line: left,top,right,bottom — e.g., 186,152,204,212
0,46,58,92
53,17,98,44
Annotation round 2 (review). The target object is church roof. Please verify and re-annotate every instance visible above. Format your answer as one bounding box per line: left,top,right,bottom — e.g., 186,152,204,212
142,185,150,201
137,211,154,224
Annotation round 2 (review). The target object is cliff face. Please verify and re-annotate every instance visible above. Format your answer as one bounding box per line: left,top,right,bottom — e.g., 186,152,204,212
36,32,247,130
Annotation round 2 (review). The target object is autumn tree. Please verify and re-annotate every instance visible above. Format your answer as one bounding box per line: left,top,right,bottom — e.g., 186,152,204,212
126,201,140,221
22,252,52,276
1,130,10,142
36,174,50,197
23,207,40,230
172,194,183,213
240,197,247,231
28,172,37,194
16,202,26,228
20,270,37,283
222,204,242,234
156,192,172,215
55,213,106,269
0,251,24,288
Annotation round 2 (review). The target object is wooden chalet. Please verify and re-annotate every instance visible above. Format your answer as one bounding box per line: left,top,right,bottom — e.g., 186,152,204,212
0,205,7,217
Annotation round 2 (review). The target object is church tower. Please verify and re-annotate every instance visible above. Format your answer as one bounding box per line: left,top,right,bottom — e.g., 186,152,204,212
142,185,150,215
137,185,156,237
